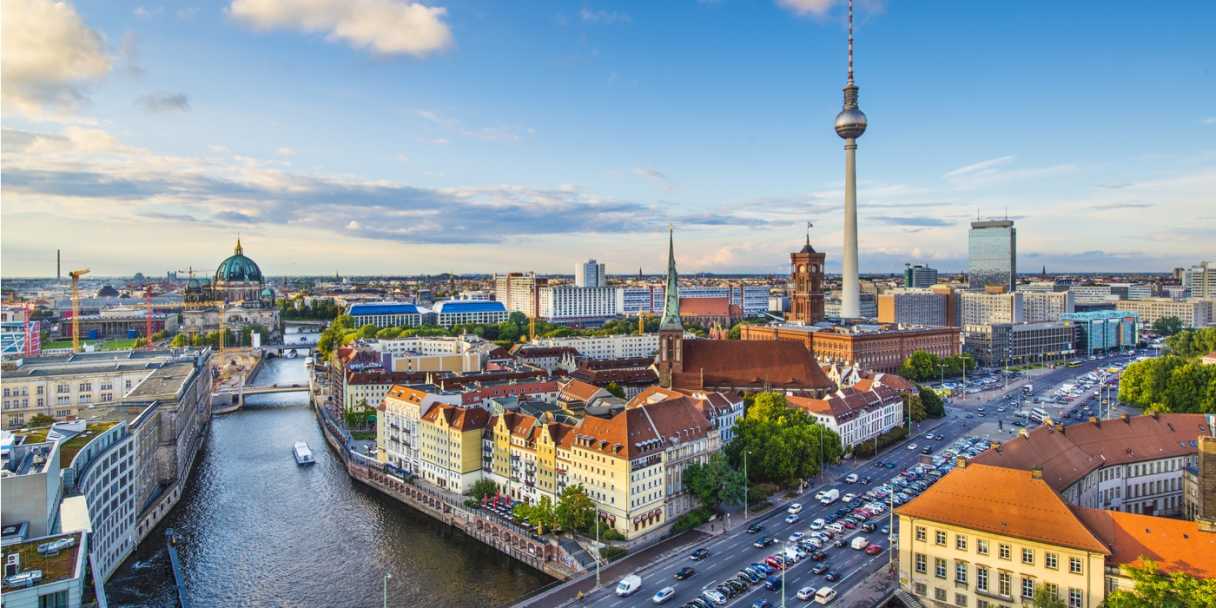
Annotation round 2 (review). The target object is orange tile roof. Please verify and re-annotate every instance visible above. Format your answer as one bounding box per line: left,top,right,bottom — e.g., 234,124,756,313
571,396,713,459
1071,506,1216,579
972,413,1209,492
896,463,1110,554
672,339,832,391
421,403,490,431
788,385,903,421
560,379,605,402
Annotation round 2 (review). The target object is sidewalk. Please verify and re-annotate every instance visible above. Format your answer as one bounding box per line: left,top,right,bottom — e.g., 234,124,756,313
514,529,711,608
838,560,898,608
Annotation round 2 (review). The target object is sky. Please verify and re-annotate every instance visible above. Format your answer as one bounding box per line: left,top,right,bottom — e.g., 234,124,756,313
2,0,1214,278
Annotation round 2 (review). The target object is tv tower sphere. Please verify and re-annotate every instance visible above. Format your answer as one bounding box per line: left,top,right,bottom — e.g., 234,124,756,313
834,104,867,140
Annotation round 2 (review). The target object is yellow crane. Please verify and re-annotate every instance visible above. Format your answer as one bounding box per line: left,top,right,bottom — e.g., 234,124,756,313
638,312,646,336
69,268,90,352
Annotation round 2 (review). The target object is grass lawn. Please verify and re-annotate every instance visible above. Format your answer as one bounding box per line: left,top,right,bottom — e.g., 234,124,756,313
42,338,143,351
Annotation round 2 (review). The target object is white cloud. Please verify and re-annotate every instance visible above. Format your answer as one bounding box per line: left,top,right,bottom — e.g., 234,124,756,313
580,7,630,24
133,5,164,18
775,0,835,17
346,220,362,230
633,167,673,192
943,155,1076,190
275,146,297,157
1202,117,1216,126
228,0,453,57
414,109,531,142
943,155,1015,179
1,0,112,118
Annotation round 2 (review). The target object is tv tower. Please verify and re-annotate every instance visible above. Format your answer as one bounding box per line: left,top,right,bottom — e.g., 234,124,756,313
835,0,867,319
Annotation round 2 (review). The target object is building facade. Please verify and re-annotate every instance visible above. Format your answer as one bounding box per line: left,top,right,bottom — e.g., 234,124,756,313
1061,311,1139,356
431,300,509,327
1182,261,1215,298
530,334,661,360
740,323,962,374
1114,297,1214,329
904,264,939,288
348,302,426,328
961,291,1025,326
968,219,1017,293
538,285,617,322
575,260,607,288
877,289,948,326
963,321,1076,367
494,273,545,318
789,383,906,450
1023,290,1075,322
789,238,826,324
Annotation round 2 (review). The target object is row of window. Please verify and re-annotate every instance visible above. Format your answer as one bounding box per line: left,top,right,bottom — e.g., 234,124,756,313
914,581,1084,608
916,526,1083,574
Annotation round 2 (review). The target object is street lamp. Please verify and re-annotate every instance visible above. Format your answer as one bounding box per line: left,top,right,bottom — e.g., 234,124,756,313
743,450,751,523
781,542,789,608
383,573,391,608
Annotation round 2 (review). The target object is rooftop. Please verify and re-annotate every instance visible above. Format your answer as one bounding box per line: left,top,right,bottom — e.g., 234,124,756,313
0,531,85,593
349,302,424,316
432,300,507,314
124,361,197,402
896,463,1110,554
1071,506,1216,579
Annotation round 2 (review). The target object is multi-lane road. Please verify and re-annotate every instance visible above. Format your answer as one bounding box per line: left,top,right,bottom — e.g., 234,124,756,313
580,355,1133,608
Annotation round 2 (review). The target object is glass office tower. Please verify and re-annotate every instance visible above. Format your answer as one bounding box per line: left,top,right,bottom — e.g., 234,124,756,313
968,219,1016,292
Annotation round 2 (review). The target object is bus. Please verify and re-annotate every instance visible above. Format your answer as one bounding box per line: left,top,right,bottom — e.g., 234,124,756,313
1030,408,1049,423
1067,360,1083,368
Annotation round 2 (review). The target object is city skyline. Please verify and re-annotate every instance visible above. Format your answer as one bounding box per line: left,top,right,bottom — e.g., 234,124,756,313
3,0,1215,277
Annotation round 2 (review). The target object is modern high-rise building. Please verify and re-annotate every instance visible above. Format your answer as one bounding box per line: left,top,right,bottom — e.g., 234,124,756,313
788,234,826,324
903,264,939,288
834,0,868,318
1183,261,1215,298
877,289,948,326
494,272,546,318
968,219,1016,293
574,259,606,288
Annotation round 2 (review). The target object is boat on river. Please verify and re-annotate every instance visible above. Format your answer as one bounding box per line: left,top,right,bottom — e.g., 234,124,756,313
293,441,315,465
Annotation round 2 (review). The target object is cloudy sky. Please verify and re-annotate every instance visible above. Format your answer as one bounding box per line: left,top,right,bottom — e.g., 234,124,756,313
2,0,1214,278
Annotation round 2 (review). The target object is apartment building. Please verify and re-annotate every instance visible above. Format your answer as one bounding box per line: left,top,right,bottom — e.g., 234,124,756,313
788,379,908,449
1023,290,1074,322
494,273,546,317
538,285,617,322
961,291,1024,326
529,334,660,360
1115,297,1214,328
378,384,463,476
1182,261,1215,298
417,404,490,493
877,289,948,326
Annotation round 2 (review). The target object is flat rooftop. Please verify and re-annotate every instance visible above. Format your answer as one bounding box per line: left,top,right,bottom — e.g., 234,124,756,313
0,531,85,593
124,361,197,402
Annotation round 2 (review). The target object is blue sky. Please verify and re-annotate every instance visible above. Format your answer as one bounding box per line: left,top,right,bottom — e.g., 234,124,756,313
2,0,1214,277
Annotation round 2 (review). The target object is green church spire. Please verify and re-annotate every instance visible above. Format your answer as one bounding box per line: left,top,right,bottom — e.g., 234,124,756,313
659,226,683,331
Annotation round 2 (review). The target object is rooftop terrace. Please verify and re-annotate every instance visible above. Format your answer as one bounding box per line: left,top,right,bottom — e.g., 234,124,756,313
0,531,85,593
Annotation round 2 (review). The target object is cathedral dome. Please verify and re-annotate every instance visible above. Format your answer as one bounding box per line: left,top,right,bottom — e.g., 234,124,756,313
215,238,263,283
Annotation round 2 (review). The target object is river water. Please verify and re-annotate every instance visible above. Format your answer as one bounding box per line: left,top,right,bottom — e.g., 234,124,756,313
106,358,551,607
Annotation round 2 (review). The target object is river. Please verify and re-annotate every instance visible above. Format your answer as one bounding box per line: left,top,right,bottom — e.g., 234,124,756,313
106,357,551,607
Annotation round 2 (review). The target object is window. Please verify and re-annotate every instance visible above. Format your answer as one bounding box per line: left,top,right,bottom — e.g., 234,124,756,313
1068,588,1082,608
936,558,947,579
955,562,968,584
998,572,1011,597
956,535,968,551
1022,577,1035,599
1045,583,1059,601
977,600,990,608
976,566,988,591
998,543,1011,560
915,582,927,596
976,539,989,556
915,553,927,574
38,590,70,608
1045,551,1059,570
916,526,927,542
936,530,947,546
955,593,968,607
1069,557,1083,574
1022,548,1034,565
935,588,948,602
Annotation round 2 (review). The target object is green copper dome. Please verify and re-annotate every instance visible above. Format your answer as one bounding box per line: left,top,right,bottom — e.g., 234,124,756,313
215,238,263,283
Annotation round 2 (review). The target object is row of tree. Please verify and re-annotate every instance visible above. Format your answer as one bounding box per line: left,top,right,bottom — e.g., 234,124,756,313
1118,354,1216,413
278,297,341,320
1165,327,1216,358
467,481,596,536
898,351,977,383
169,324,270,349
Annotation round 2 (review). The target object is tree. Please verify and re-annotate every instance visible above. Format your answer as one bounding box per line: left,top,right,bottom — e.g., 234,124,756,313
523,496,560,535
170,333,189,347
1103,560,1216,608
918,386,946,418
904,391,927,422
1166,327,1216,357
684,453,746,512
604,382,625,399
1028,585,1066,608
28,414,56,427
726,392,844,487
555,485,596,533
1152,316,1184,336
468,479,499,501
899,351,939,382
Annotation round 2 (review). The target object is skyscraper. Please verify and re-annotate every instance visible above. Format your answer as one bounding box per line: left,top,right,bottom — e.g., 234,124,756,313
968,219,1017,292
903,264,939,288
835,0,867,319
575,259,606,288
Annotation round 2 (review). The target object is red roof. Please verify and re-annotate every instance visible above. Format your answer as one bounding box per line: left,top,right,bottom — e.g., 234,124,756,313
1071,506,1216,579
679,297,731,316
671,339,832,391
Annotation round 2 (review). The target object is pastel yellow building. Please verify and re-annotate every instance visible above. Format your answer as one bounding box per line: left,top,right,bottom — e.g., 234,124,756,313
417,403,489,493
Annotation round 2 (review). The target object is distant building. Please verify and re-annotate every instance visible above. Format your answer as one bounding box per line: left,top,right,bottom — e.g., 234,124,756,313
1,308,40,356
348,302,426,328
740,323,961,374
877,289,948,326
930,284,962,327
1070,284,1115,305
494,272,546,318
180,238,280,333
1061,310,1139,356
1022,290,1074,322
529,333,661,360
789,236,826,324
575,259,607,288
678,297,740,328
961,291,1024,326
1182,261,1215,298
825,292,877,319
963,321,1076,366
431,300,509,328
616,285,770,317
788,379,908,449
538,285,616,322
903,264,939,288
968,219,1016,293
1115,297,1214,329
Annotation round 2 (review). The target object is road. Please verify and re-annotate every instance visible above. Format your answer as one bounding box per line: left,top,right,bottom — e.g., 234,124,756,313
577,354,1134,608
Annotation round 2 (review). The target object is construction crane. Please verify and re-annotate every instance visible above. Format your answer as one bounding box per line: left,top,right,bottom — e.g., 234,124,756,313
144,286,155,349
69,268,90,353
173,266,230,351
637,312,646,336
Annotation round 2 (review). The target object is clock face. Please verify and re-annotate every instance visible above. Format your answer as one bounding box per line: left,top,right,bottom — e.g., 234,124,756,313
800,264,806,272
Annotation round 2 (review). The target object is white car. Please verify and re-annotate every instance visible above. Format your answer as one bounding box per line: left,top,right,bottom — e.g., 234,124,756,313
797,586,818,601
788,502,803,514
702,589,727,605
810,518,826,530
907,443,918,450
842,493,856,504
789,531,805,542
785,513,801,524
652,587,676,604
845,473,859,483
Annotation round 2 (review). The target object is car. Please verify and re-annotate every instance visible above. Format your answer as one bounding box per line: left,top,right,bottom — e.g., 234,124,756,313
653,586,677,604
751,562,774,575
810,518,826,530
702,590,727,605
751,601,773,608
841,493,856,503
739,569,760,583
688,600,713,608
675,566,695,580
907,443,918,451
824,571,840,582
690,548,710,561
797,586,818,601
788,502,803,514
924,433,935,440
834,538,846,548
885,462,896,468
842,521,856,529
811,551,827,561
789,531,805,542
746,523,765,534
862,523,877,533
754,536,774,548
811,563,830,575
784,514,801,524
864,544,883,556
845,473,859,483
921,447,932,455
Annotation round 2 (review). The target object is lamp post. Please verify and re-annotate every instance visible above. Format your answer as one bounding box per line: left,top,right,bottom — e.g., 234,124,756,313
781,542,788,608
595,514,601,588
383,573,391,608
743,451,751,523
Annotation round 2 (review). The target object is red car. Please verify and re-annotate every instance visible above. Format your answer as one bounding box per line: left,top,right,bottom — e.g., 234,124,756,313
842,521,856,529
864,544,883,556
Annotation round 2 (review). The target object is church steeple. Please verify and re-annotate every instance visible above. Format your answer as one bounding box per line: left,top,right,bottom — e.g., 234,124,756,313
659,226,683,331
234,235,243,256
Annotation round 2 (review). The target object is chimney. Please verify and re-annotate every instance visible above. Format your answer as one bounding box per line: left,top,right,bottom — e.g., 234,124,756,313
1031,467,1043,480
1121,413,1130,423
1089,416,1100,426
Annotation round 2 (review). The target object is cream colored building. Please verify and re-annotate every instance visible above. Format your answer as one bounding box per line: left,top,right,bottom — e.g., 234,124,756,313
1115,297,1214,328
377,384,462,475
417,403,490,493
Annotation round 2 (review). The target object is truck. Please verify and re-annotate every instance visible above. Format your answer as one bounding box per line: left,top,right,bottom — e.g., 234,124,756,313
819,489,840,505
616,574,642,597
